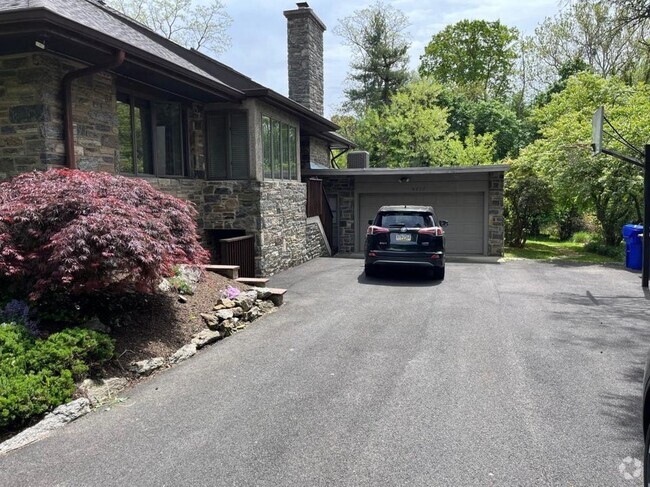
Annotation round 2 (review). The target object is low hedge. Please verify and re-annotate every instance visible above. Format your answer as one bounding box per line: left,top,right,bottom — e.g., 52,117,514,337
0,324,114,431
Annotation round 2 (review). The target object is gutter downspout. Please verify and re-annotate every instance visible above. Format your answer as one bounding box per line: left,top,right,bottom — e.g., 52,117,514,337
63,50,125,169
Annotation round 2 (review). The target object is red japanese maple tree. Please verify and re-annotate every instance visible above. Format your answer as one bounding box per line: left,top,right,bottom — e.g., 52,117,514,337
0,169,210,299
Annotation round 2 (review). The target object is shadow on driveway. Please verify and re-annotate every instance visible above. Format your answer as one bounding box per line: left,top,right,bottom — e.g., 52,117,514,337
357,266,443,288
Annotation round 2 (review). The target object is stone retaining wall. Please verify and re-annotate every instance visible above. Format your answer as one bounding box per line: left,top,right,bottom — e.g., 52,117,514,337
306,218,330,260
259,181,308,276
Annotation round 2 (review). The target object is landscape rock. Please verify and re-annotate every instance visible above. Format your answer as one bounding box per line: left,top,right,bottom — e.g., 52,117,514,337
257,300,275,314
0,398,91,455
178,295,188,303
231,307,243,318
80,316,111,334
158,278,172,293
200,312,218,328
252,287,272,300
244,306,261,322
169,344,197,365
176,265,202,293
129,357,165,376
79,378,128,406
191,329,222,348
215,309,234,321
235,291,258,312
216,298,235,309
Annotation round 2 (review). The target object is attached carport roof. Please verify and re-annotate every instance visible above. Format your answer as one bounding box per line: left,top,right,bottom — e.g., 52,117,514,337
303,164,510,177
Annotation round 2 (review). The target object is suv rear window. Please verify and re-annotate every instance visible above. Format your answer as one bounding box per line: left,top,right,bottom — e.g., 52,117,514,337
377,212,434,228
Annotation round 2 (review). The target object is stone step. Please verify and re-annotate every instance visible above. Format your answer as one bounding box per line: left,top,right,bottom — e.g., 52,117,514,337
265,287,287,306
236,277,270,285
203,264,239,279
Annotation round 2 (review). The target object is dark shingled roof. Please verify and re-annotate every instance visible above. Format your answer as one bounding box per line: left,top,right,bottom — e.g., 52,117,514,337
0,0,350,140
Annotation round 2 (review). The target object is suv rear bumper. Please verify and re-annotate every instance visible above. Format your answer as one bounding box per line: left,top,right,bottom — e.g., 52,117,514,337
365,251,445,268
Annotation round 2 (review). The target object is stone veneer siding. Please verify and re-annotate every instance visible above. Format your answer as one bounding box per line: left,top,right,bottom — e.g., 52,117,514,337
258,180,309,276
0,52,116,178
284,7,325,116
488,172,505,256
306,219,330,260
323,176,356,254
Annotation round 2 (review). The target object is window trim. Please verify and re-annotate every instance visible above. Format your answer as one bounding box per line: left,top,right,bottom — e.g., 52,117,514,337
116,91,188,178
262,114,298,182
204,109,251,181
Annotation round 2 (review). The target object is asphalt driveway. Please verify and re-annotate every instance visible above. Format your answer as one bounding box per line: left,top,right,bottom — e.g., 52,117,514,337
0,258,648,486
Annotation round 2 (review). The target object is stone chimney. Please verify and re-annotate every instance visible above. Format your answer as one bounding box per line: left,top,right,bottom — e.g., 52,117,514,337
283,2,325,116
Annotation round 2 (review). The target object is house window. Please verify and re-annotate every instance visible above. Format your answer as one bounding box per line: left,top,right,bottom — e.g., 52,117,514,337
262,115,297,180
117,93,187,177
206,111,250,180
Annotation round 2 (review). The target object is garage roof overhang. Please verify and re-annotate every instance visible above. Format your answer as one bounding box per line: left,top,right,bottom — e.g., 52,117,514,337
303,164,510,178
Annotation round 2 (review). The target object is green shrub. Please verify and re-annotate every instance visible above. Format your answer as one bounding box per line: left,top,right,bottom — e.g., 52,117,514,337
571,231,593,244
0,324,114,430
583,241,625,259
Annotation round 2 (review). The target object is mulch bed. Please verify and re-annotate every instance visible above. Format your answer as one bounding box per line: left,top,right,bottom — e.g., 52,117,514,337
101,271,251,378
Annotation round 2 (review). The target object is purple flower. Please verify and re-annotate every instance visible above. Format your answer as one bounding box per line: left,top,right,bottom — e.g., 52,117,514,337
1,299,40,336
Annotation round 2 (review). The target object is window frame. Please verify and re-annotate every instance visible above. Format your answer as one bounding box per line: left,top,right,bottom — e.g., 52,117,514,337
262,115,298,182
204,109,251,181
116,90,189,178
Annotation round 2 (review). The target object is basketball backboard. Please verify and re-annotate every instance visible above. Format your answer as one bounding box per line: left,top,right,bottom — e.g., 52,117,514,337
592,106,604,155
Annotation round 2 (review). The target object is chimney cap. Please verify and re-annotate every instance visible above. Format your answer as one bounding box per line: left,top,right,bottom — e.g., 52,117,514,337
296,2,309,7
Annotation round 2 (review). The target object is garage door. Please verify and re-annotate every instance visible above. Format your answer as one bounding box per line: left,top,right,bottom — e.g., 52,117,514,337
358,193,485,254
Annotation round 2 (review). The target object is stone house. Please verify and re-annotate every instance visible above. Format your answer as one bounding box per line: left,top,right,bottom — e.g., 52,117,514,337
0,0,352,276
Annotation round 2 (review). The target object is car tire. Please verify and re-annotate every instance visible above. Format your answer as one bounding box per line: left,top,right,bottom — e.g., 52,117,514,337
433,266,445,280
364,264,376,277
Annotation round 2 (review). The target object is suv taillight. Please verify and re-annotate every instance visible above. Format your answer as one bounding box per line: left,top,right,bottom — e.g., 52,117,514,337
418,227,444,236
367,225,390,235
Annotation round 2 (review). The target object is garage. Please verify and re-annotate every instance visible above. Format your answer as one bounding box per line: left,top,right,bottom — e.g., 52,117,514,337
358,192,485,255
306,164,508,257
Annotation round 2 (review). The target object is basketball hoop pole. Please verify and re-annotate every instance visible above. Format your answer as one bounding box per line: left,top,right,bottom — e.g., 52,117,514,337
641,144,650,288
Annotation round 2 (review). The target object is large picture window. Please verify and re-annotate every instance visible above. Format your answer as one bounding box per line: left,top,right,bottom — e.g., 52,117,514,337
262,115,297,180
205,111,250,180
117,93,186,177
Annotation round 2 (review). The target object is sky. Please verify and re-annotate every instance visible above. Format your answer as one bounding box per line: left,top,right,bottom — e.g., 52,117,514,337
218,0,563,118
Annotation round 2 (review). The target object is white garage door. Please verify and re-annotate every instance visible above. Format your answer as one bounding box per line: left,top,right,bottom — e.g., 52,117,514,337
358,192,485,254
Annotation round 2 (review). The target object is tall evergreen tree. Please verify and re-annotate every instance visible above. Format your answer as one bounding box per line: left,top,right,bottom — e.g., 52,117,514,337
334,1,410,114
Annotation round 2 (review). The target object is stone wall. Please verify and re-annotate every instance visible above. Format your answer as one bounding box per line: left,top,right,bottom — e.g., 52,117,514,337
284,6,325,116
323,176,356,254
258,180,308,276
306,218,330,260
488,172,505,256
0,52,117,179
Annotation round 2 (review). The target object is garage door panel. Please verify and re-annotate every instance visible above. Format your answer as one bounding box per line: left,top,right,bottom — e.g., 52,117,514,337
359,193,484,255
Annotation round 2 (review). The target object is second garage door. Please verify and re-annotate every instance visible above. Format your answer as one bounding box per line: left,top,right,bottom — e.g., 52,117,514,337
358,192,485,254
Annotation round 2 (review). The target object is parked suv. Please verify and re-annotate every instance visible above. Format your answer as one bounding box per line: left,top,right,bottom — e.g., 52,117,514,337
364,205,447,279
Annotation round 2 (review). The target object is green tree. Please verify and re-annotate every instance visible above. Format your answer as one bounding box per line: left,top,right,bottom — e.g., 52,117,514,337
504,162,554,247
437,89,525,160
527,1,647,91
334,1,410,113
515,72,648,245
352,79,496,168
419,20,519,100
107,0,232,54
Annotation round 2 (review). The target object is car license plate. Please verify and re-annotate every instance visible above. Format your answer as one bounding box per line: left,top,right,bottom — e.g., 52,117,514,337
395,233,412,242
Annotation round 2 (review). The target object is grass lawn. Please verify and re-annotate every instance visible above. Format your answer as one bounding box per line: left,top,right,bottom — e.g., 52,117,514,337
504,237,624,264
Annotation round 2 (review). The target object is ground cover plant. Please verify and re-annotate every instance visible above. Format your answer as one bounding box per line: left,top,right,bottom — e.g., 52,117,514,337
0,321,114,431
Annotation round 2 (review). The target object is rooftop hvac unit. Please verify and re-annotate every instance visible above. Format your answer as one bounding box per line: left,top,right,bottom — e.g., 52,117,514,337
347,151,369,169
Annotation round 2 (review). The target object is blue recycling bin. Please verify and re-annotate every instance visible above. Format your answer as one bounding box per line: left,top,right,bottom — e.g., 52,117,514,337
622,224,643,270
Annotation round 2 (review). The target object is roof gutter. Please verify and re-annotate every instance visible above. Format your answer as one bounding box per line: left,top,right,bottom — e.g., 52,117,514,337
63,49,125,169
